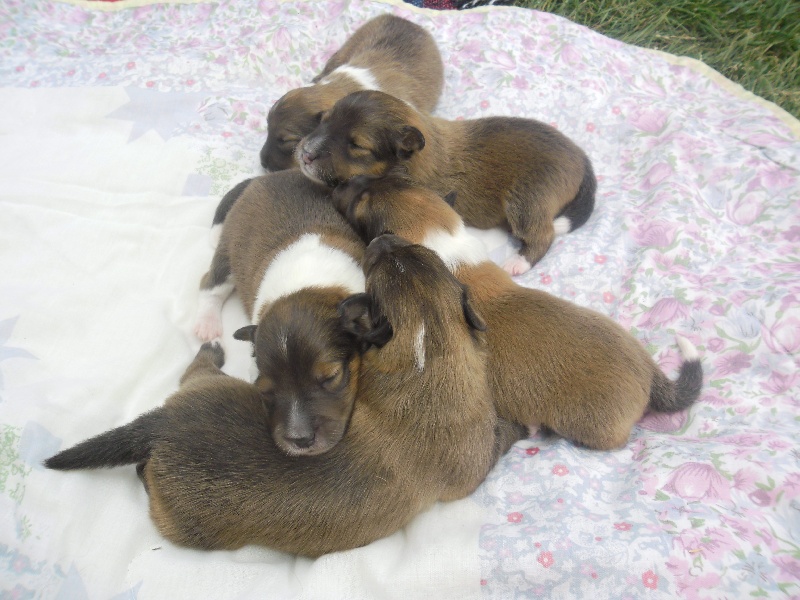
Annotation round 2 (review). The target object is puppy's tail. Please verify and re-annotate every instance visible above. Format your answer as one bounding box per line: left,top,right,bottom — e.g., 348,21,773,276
209,178,253,248
44,409,162,471
553,154,596,235
648,336,703,413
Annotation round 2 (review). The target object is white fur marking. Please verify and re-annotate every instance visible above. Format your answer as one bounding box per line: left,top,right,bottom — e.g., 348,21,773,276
422,223,490,271
194,279,235,342
209,224,222,249
413,325,426,372
322,65,382,92
553,216,571,236
676,335,699,361
252,233,365,322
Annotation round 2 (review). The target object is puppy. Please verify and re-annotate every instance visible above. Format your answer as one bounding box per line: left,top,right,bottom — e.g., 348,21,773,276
45,238,526,556
261,14,444,171
296,89,597,275
193,170,366,456
333,175,703,450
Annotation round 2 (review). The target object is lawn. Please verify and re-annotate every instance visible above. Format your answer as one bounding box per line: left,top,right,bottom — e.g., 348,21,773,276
513,0,800,120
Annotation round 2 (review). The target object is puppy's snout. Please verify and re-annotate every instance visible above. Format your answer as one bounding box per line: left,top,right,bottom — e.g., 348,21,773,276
286,431,316,450
301,147,318,165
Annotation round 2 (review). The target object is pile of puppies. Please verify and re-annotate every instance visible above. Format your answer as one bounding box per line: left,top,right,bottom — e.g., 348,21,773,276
46,14,703,557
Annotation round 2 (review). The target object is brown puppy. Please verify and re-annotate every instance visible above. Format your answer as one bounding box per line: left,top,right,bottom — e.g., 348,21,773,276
261,14,444,171
333,175,703,450
193,170,366,456
297,90,597,275
45,239,526,556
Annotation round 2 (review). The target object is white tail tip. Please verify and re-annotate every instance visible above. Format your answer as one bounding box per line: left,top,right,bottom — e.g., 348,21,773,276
553,216,571,236
676,335,699,360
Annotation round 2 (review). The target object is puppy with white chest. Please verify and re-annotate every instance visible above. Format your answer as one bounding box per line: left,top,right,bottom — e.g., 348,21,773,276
261,14,444,171
333,175,703,450
193,170,366,457
45,237,526,556
297,89,597,275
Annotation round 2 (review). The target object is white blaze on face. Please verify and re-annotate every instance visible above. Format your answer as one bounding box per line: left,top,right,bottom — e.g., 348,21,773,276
414,324,426,372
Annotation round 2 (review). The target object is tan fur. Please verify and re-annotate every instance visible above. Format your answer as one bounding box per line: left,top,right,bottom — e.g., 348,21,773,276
299,90,596,268
47,244,526,556
198,171,368,456
261,14,444,171
333,177,699,450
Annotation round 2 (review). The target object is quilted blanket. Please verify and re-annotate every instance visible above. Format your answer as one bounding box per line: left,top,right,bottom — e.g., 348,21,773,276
1,0,798,598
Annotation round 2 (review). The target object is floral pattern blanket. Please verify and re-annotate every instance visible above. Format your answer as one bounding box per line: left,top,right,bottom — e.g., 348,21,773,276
1,0,798,598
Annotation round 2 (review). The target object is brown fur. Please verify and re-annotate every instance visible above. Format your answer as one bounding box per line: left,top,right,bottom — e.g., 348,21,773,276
333,176,703,450
298,90,597,271
197,170,367,456
261,14,444,171
45,240,526,556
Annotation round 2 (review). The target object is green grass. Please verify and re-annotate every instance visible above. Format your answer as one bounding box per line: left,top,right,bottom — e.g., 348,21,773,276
513,0,800,120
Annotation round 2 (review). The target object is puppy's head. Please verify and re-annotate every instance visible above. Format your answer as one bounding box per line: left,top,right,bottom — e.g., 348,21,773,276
261,89,327,172
332,174,458,244
344,234,485,372
234,288,367,457
295,90,425,187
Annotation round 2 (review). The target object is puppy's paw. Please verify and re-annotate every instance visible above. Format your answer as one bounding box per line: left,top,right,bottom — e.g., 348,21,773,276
502,254,532,276
194,312,223,342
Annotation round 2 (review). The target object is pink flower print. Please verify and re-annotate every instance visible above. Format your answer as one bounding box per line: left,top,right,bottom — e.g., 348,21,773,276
762,315,800,354
66,69,76,76
614,522,632,531
612,106,621,115
560,43,581,66
507,512,523,523
537,551,554,568
666,557,721,599
664,462,730,502
760,165,794,190
629,107,668,134
15,65,24,72
98,72,107,80
486,50,515,69
642,162,673,189
638,410,686,432
638,297,689,328
714,351,751,376
775,556,800,581
783,226,800,242
632,221,677,247
525,447,540,456
707,337,724,352
126,61,136,69
480,100,490,110
748,489,771,507
727,192,764,225
642,570,658,590
540,274,552,285
709,304,727,316
603,292,615,303
221,131,233,138
146,81,155,88
512,76,529,90
594,254,606,264
552,464,569,476
586,122,595,132
459,40,484,63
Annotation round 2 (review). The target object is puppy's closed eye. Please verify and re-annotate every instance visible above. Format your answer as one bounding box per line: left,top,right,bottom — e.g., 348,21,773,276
314,363,346,391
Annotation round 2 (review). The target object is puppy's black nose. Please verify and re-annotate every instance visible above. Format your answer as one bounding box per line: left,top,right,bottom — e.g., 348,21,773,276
367,234,406,255
286,433,316,449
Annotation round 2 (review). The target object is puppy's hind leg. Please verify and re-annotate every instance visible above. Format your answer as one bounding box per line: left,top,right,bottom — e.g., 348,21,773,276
492,418,530,462
179,341,227,386
194,248,234,342
501,195,554,276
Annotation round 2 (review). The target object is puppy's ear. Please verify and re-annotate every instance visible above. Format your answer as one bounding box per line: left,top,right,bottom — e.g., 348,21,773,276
443,191,457,207
395,126,425,160
233,325,258,343
339,294,394,349
461,286,486,332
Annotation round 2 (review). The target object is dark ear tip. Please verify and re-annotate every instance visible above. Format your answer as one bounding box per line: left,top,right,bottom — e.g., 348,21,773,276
233,325,257,342
443,191,457,207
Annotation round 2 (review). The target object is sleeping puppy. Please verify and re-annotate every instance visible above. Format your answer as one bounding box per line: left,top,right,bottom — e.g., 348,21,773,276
261,14,444,171
193,170,366,456
45,238,526,556
296,89,597,275
333,175,703,450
